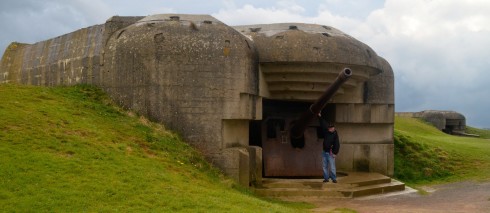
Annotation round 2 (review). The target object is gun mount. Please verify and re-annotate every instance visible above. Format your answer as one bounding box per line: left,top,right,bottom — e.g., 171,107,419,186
290,68,352,139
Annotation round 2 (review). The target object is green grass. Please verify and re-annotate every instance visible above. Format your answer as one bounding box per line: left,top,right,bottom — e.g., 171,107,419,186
3,84,490,211
466,126,490,139
394,116,490,185
0,84,312,212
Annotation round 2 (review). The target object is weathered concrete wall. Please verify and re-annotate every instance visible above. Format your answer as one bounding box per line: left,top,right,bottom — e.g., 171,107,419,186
1,42,28,83
100,15,261,158
234,23,385,67
234,23,385,103
365,57,394,105
0,25,105,85
337,56,394,175
0,16,147,86
247,146,263,186
212,147,250,186
98,15,262,185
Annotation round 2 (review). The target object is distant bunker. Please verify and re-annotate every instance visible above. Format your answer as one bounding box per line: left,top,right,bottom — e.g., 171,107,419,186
0,14,394,186
396,110,466,135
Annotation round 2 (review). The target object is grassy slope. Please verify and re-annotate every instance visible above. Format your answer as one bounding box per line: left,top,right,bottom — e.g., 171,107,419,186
0,84,311,212
394,116,490,185
466,126,490,139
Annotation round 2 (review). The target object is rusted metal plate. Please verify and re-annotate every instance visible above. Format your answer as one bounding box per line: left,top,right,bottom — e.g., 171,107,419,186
263,120,323,177
261,100,335,177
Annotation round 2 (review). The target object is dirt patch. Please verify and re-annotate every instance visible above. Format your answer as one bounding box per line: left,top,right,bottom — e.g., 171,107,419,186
307,181,490,212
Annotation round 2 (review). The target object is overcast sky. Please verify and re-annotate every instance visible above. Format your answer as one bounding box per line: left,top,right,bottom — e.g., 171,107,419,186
1,0,489,128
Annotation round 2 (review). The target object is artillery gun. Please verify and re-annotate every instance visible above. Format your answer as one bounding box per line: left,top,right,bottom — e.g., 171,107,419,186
290,68,352,139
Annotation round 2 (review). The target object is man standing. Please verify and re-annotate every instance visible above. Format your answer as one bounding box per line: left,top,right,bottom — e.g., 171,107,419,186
319,114,340,183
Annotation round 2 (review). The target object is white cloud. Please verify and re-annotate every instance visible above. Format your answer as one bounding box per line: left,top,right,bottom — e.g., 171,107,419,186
364,0,490,88
213,4,307,25
276,0,306,14
320,0,385,19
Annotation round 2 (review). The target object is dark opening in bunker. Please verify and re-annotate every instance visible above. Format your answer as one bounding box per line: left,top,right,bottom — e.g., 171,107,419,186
443,119,465,134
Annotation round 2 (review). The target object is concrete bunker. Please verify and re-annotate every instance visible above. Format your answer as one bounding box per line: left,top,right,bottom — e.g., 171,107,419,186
0,15,395,186
396,110,467,135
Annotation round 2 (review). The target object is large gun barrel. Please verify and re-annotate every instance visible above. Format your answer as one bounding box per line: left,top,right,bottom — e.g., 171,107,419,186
290,68,352,139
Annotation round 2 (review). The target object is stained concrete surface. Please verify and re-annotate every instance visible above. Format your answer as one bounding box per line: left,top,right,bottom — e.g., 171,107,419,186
308,181,490,213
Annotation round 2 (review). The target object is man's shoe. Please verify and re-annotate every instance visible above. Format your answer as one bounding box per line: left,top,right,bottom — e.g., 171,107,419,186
332,179,337,183
323,179,329,183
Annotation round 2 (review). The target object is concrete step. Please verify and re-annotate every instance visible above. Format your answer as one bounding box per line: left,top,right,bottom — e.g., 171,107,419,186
254,187,345,198
254,172,405,198
337,172,393,186
339,179,406,198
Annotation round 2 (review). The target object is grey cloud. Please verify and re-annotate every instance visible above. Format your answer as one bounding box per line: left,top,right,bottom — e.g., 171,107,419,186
0,0,111,52
357,1,490,128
